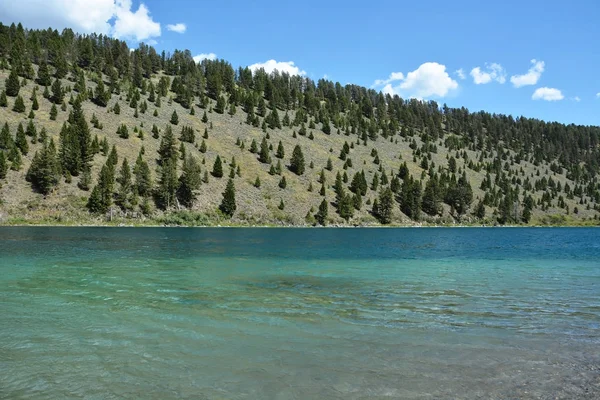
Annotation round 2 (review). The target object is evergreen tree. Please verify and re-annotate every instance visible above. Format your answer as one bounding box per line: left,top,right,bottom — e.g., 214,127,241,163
157,157,178,210
276,141,285,159
258,137,271,163
12,95,25,113
0,90,7,107
134,152,152,197
25,139,60,194
220,178,236,217
290,145,305,175
422,176,442,216
315,199,328,226
158,125,178,165
15,123,28,155
170,110,179,125
400,176,422,221
116,158,132,210
212,155,223,177
215,95,225,114
0,123,11,150
51,78,64,104
0,151,7,179
36,60,51,86
474,199,486,220
49,103,58,120
177,154,202,208
375,187,394,224
5,68,20,97
279,175,287,189
78,166,92,191
94,79,110,107
337,192,354,222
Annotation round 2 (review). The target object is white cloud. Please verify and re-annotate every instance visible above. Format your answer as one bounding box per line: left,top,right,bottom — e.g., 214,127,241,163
166,23,186,34
455,68,466,80
596,92,600,98
112,0,160,42
532,87,564,101
0,0,160,42
193,53,217,63
510,59,545,88
573,96,581,102
248,60,306,76
375,62,458,99
470,63,506,84
373,71,404,87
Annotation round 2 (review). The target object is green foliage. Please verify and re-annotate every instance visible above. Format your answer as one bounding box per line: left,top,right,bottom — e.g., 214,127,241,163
279,175,287,189
259,137,271,164
15,123,28,155
12,95,25,113
212,155,223,177
170,110,179,125
374,187,394,224
290,145,305,175
177,153,202,207
179,125,195,143
220,178,236,217
315,199,328,225
0,90,7,107
0,151,7,179
6,68,20,97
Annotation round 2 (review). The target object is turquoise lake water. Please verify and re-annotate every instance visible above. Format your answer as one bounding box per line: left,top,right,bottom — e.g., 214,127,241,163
0,227,599,399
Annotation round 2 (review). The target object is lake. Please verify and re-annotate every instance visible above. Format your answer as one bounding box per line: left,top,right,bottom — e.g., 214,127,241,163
0,227,599,399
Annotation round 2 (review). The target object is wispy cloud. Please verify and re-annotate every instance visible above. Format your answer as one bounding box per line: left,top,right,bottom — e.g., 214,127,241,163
166,23,186,34
470,63,506,84
510,59,545,88
193,53,217,63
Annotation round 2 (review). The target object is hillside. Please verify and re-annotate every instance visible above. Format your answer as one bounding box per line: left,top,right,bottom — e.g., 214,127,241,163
0,23,599,226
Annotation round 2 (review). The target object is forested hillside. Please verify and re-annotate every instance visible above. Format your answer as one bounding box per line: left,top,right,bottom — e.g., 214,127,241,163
0,22,599,226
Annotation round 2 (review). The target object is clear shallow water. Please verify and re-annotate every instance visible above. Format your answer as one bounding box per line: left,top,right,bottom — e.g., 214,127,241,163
0,227,599,399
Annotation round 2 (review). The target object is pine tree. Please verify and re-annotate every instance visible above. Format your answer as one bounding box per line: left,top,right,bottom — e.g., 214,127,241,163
315,199,328,226
36,60,51,86
78,166,92,191
170,110,179,125
0,151,8,179
116,158,132,210
5,68,20,97
279,175,287,189
276,141,285,159
134,152,152,198
290,145,305,175
51,78,63,104
158,125,178,165
220,178,237,217
254,176,261,188
212,155,223,177
0,123,10,150
177,154,202,208
0,90,7,107
25,139,60,194
15,123,28,155
375,187,394,224
259,137,271,164
50,103,58,120
474,199,486,220
215,95,225,114
12,95,25,113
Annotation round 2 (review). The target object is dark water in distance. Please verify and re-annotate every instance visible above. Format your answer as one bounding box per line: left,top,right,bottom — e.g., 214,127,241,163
0,227,599,399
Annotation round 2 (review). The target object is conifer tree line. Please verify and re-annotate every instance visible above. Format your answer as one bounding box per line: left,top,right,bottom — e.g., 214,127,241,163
0,21,598,224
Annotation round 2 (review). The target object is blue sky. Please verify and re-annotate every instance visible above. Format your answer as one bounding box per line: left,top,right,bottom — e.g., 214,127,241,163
1,0,599,125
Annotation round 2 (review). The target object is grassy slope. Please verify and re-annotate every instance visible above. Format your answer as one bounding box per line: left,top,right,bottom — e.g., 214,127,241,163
0,68,598,226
